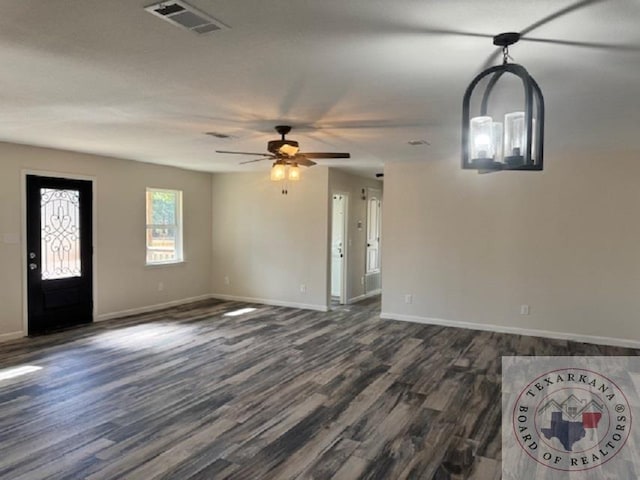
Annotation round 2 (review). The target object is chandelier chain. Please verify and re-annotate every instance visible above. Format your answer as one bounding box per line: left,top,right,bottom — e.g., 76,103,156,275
502,46,514,65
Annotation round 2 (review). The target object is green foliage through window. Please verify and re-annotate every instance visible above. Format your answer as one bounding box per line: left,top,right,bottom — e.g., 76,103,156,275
151,191,177,225
146,188,183,264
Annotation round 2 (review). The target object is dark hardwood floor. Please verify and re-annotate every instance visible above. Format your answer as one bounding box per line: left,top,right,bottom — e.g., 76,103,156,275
0,297,637,480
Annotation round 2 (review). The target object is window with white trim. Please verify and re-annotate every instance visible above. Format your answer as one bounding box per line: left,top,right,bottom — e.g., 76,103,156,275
145,188,183,264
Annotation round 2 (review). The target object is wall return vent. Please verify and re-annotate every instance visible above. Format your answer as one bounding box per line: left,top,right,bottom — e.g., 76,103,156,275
145,1,229,35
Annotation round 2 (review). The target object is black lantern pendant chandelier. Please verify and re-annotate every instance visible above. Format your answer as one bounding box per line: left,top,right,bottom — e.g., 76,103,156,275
462,32,544,172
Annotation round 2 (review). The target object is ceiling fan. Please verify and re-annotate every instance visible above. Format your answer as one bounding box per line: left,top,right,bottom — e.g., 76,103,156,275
215,125,351,168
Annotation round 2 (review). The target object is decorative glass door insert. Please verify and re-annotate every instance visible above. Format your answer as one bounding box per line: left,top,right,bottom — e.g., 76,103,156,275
40,188,82,279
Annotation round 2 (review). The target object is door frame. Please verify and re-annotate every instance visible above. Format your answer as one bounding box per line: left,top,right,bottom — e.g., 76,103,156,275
21,170,98,336
329,191,349,306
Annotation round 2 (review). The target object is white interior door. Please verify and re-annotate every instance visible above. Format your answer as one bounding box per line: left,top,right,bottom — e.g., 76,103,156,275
365,188,382,293
331,194,346,301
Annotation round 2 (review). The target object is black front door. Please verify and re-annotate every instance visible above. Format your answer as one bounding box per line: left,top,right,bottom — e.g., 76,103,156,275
26,175,93,334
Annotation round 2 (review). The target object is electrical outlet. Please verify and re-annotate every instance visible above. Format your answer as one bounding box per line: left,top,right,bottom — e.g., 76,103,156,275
520,305,530,315
360,276,365,286
224,276,230,285
299,284,306,293
405,294,413,304
158,282,164,292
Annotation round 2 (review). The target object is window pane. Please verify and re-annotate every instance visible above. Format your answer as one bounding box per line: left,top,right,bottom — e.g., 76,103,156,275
146,227,177,263
41,188,81,279
147,191,177,226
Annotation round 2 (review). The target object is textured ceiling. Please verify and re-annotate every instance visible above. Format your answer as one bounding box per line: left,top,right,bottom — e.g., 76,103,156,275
0,0,639,177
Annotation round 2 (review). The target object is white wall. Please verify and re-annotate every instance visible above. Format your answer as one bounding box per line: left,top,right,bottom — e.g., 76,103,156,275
211,168,330,310
0,142,212,339
328,169,383,303
8,139,635,347
381,150,640,346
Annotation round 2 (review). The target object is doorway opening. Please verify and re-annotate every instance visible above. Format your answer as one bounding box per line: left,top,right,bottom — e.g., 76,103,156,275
330,193,348,307
365,188,382,297
25,175,94,335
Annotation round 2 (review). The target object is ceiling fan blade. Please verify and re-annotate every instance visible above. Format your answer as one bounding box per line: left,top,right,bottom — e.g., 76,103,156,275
301,152,351,159
295,157,317,167
239,157,273,165
216,150,270,156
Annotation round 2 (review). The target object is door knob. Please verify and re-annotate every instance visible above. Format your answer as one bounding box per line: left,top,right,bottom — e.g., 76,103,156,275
29,263,37,270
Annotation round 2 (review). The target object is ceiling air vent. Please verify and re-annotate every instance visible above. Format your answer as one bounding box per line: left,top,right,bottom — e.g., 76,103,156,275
145,1,229,35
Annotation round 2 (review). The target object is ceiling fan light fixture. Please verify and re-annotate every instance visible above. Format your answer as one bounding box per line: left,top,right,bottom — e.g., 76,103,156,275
462,32,544,172
217,126,350,188
268,138,300,156
279,143,300,157
287,163,301,182
270,161,286,181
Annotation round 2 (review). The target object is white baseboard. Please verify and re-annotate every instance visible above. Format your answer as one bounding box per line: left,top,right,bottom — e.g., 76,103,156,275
380,311,640,350
96,294,215,322
348,289,382,305
211,294,329,312
0,331,25,343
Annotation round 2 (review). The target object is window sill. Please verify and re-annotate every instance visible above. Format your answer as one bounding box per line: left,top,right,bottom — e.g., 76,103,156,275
145,260,187,268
